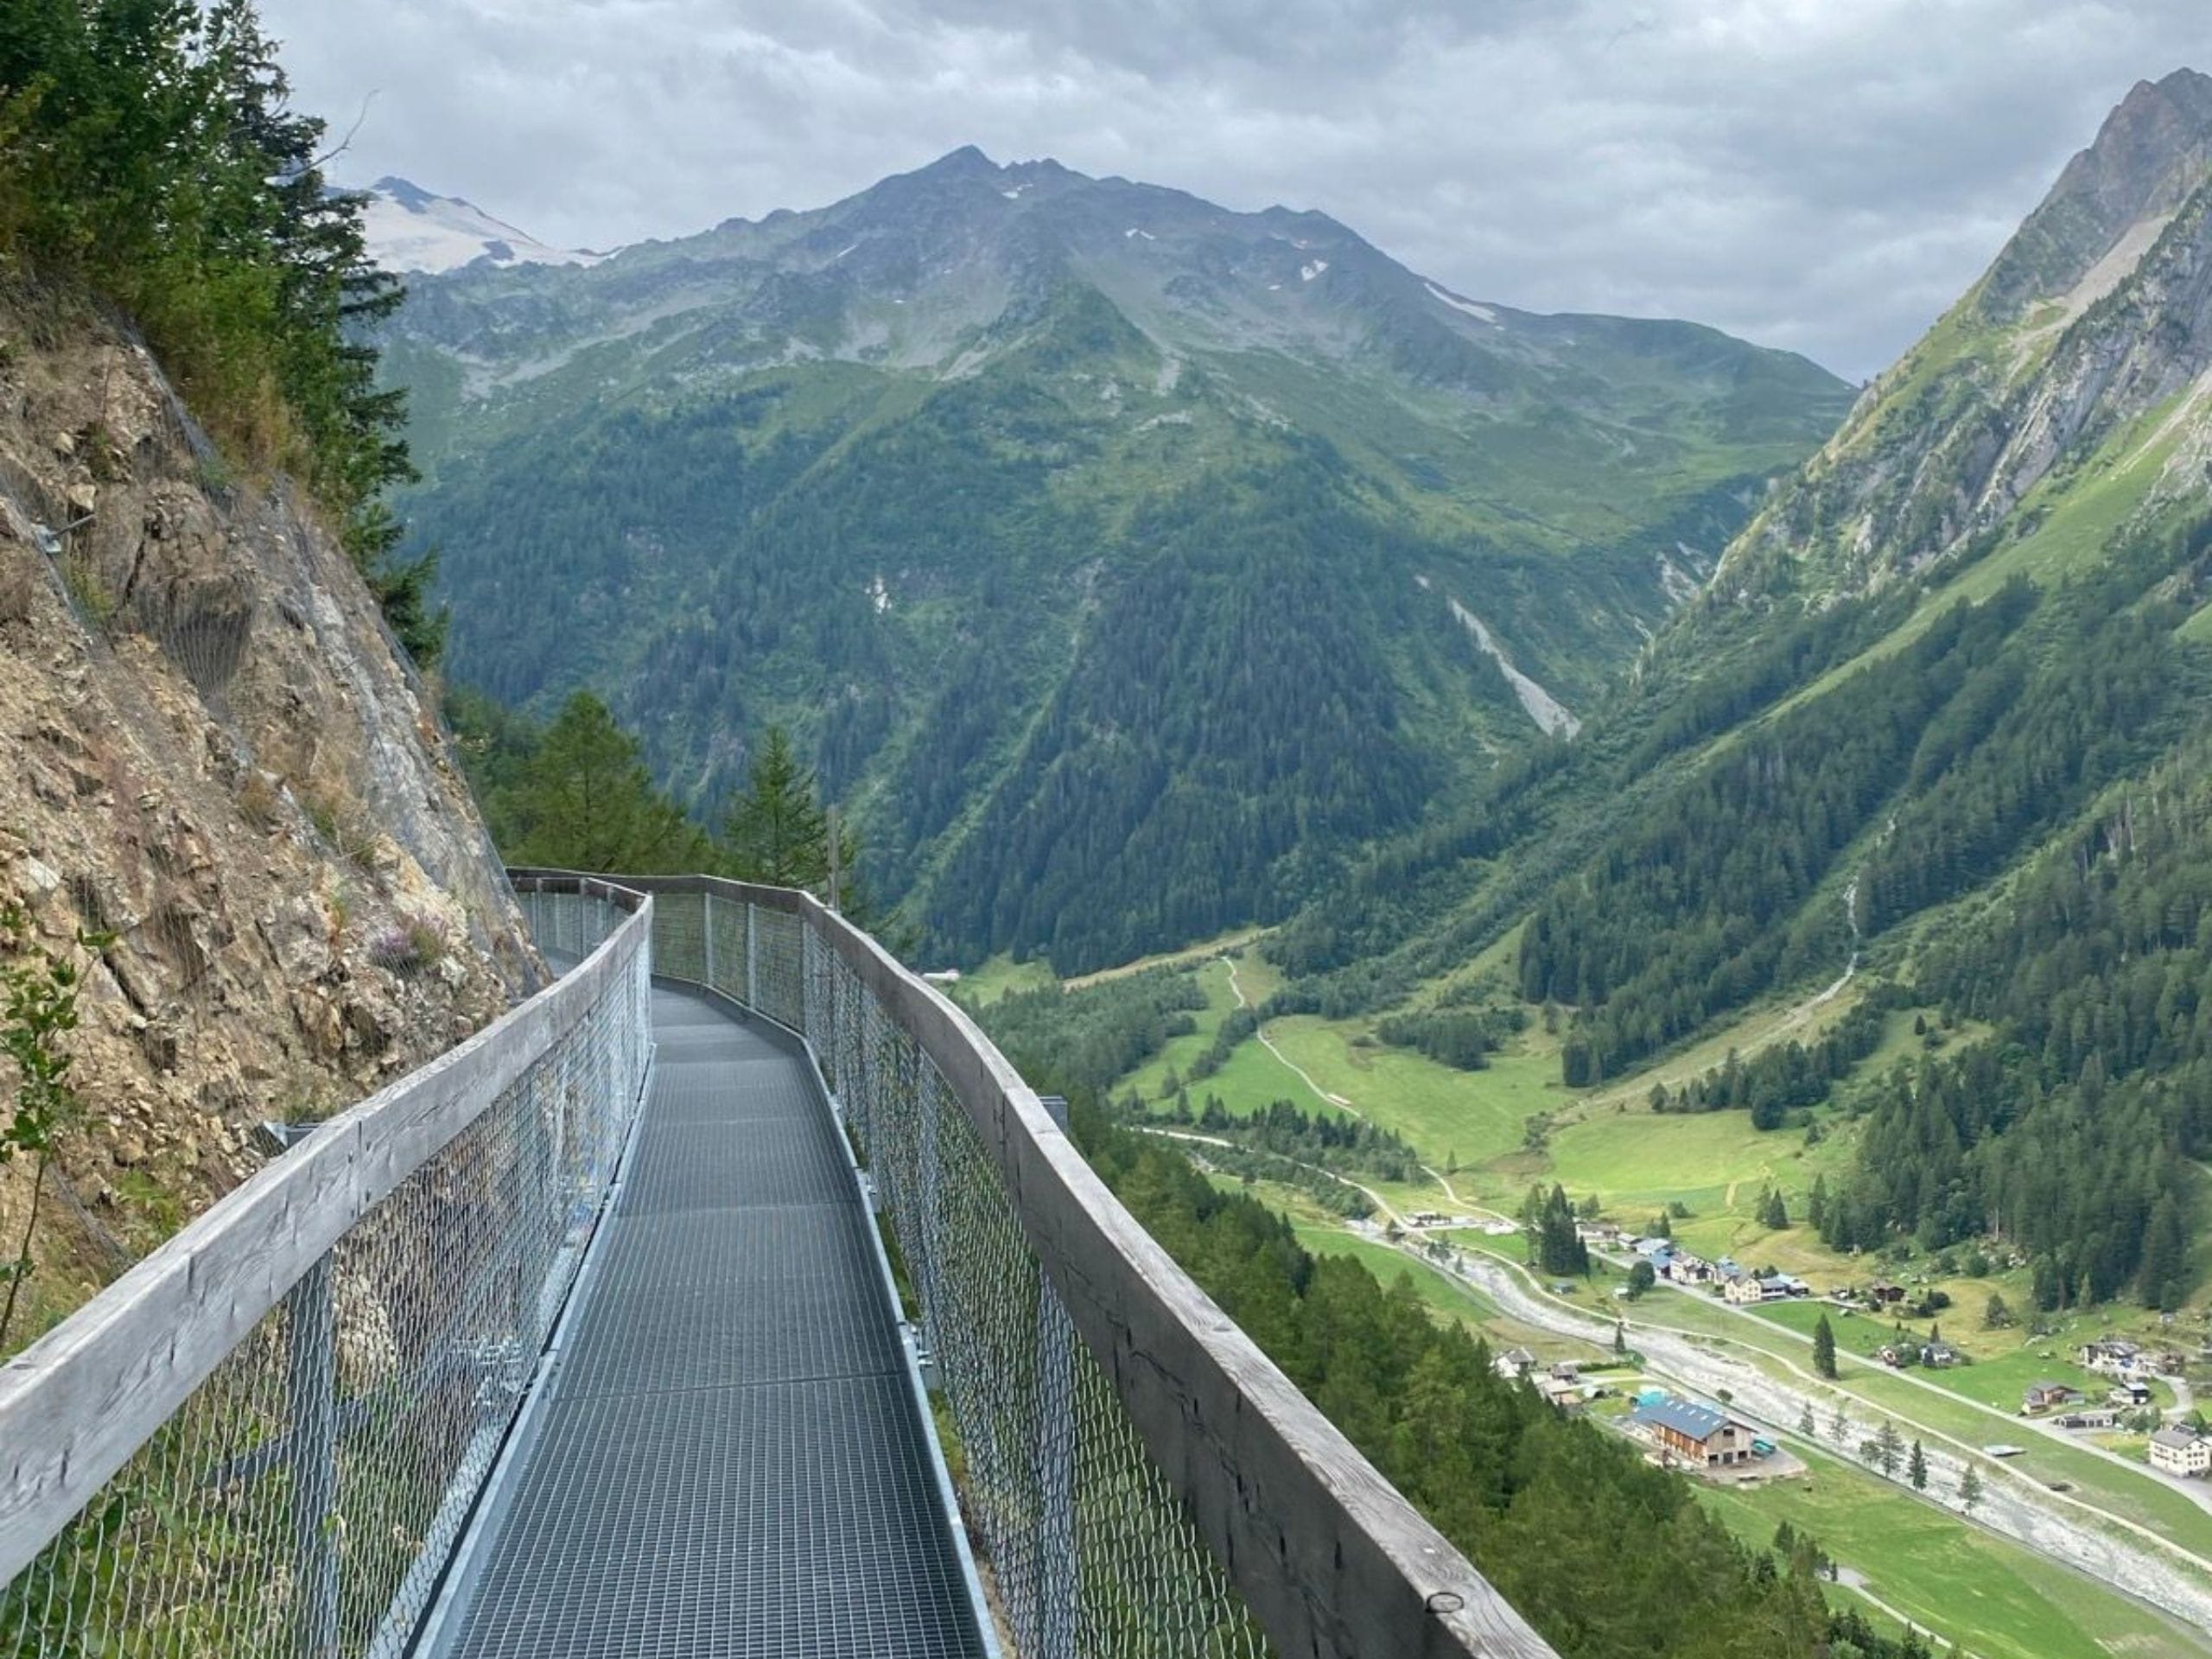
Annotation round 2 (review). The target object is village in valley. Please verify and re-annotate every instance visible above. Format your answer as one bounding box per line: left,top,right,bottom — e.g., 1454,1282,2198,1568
1387,1211,2212,1498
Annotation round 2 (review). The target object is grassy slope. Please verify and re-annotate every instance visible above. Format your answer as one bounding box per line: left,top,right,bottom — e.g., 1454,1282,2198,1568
944,954,1058,1006
1064,928,1268,990
1692,1441,2204,1659
1759,385,2190,724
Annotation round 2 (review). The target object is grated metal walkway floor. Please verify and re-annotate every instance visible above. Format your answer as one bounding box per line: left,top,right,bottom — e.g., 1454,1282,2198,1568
422,984,988,1659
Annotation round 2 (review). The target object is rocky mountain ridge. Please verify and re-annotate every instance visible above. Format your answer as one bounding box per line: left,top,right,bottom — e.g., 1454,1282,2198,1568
1715,67,2212,601
391,145,1843,456
375,148,1853,970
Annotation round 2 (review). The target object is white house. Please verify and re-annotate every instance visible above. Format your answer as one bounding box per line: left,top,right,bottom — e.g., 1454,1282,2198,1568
1724,1272,1809,1306
2082,1338,2144,1377
1494,1346,1537,1380
2151,1426,2212,1478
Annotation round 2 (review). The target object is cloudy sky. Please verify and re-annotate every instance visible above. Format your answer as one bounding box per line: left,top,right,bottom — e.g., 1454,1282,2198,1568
262,0,2212,378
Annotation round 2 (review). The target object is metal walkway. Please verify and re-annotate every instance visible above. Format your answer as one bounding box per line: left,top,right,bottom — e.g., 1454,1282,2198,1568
422,982,988,1659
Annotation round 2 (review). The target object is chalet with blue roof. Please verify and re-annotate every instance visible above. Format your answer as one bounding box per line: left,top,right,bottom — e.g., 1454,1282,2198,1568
1629,1395,1758,1468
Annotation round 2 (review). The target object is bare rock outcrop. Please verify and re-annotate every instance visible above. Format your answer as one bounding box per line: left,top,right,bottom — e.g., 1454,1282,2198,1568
0,288,537,1323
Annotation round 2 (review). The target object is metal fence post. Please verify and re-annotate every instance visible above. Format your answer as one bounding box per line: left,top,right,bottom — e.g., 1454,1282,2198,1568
746,902,758,1011
704,890,716,991
1034,1093,1077,1659
285,1255,340,1659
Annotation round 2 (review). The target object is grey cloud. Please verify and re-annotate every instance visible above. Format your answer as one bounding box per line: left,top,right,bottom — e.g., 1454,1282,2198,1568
262,0,2212,376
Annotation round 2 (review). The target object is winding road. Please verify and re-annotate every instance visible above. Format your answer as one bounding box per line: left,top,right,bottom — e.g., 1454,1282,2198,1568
1204,944,2212,1639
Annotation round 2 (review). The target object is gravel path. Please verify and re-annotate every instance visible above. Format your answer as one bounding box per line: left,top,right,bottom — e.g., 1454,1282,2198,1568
1224,957,1361,1114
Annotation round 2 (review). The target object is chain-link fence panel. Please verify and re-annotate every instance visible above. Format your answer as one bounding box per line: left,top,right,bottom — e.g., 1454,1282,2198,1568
641,886,1264,1658
753,902,805,1032
0,878,652,1659
826,946,1265,1659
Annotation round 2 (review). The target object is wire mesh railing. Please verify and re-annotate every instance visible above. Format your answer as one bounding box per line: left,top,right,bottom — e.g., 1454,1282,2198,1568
0,874,652,1659
617,876,1556,1659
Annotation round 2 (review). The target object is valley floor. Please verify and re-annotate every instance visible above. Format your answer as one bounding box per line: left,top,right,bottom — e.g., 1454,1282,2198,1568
968,935,2212,1656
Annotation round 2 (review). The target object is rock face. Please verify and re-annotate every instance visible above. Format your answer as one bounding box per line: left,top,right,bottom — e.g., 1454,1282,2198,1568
1714,67,2212,601
0,288,537,1318
1980,69,2212,323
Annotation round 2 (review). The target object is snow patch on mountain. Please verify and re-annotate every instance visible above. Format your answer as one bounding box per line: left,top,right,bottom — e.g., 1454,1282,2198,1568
359,177,607,275
1426,283,1498,325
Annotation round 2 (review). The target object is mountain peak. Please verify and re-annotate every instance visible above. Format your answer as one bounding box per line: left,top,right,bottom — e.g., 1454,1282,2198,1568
916,144,1001,178
358,177,607,275
1979,66,2212,320
370,175,442,213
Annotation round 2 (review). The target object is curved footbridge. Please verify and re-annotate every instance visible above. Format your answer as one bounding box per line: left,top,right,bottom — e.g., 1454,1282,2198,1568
0,874,1556,1659
418,983,988,1657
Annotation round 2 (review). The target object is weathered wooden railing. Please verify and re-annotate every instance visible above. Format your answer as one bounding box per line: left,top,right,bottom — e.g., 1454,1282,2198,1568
0,875,652,1656
0,868,1556,1658
605,874,1557,1659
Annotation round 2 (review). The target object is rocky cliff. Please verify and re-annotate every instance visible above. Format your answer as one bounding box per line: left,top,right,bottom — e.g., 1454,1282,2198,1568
1714,67,2212,601
0,285,536,1335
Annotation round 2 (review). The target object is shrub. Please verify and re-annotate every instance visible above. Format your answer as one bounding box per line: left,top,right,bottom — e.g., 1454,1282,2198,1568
367,914,448,975
58,548,114,629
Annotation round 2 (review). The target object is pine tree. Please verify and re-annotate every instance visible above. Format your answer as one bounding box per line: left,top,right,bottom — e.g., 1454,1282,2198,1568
1797,1401,1816,1438
1528,1184,1590,1275
722,727,830,890
2140,1192,2187,1311
1812,1313,1839,1379
505,692,704,873
1807,1173,1828,1233
1960,1460,1983,1511
1909,1438,1928,1491
1874,1419,1904,1478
